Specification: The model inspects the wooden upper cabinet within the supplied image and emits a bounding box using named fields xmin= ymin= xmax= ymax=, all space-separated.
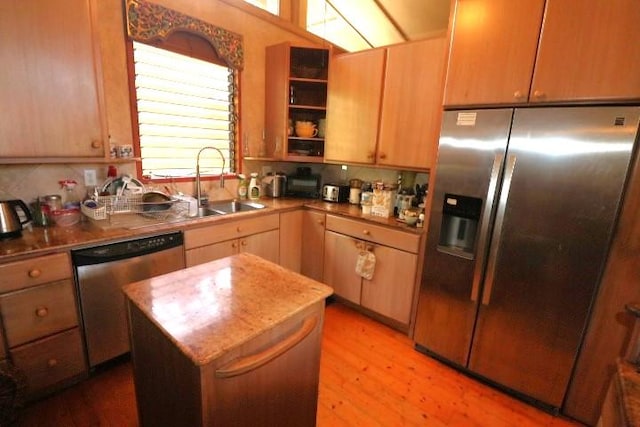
xmin=0 ymin=0 xmax=107 ymax=159
xmin=444 ymin=0 xmax=544 ymax=107
xmin=324 ymin=49 xmax=385 ymax=164
xmin=378 ymin=38 xmax=447 ymax=170
xmin=445 ymin=0 xmax=640 ymax=107
xmin=531 ymin=0 xmax=640 ymax=103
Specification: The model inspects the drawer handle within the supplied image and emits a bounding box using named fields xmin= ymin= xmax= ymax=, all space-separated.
xmin=47 ymin=358 xmax=58 ymax=368
xmin=363 ymin=230 xmax=370 ymax=235
xmin=28 ymin=269 xmax=42 ymax=278
xmin=215 ymin=315 xmax=318 ymax=379
xmin=35 ymin=307 xmax=49 ymax=318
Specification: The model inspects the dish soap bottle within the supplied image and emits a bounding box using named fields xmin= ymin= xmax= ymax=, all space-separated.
xmin=248 ymin=173 xmax=260 ymax=200
xmin=59 ymin=179 xmax=81 ymax=209
xmin=237 ymin=174 xmax=248 ymax=200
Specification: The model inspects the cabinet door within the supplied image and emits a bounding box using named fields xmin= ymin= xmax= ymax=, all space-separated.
xmin=361 ymin=245 xmax=417 ymax=325
xmin=279 ymin=210 xmax=302 ymax=272
xmin=301 ymin=210 xmax=326 ymax=283
xmin=378 ymin=38 xmax=447 ymax=170
xmin=324 ymin=49 xmax=385 ymax=164
xmin=0 ymin=0 xmax=106 ymax=158
xmin=323 ymin=231 xmax=362 ymax=304
xmin=241 ymin=229 xmax=280 ymax=264
xmin=443 ymin=0 xmax=545 ymax=106
xmin=531 ymin=0 xmax=640 ymax=102
xmin=185 ymin=241 xmax=238 ymax=267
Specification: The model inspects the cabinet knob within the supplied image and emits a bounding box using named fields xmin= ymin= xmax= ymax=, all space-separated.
xmin=367 ymin=152 xmax=375 ymax=159
xmin=241 ymin=240 xmax=247 ymax=247
xmin=47 ymin=359 xmax=58 ymax=368
xmin=231 ymin=242 xmax=237 ymax=248
xmin=513 ymin=90 xmax=525 ymax=100
xmin=317 ymin=220 xmax=324 ymax=225
xmin=35 ymin=307 xmax=49 ymax=318
xmin=532 ymin=90 xmax=546 ymax=99
xmin=379 ymin=153 xmax=387 ymax=160
xmin=91 ymin=140 xmax=102 ymax=149
xmin=28 ymin=269 xmax=41 ymax=278
xmin=363 ymin=230 xmax=370 ymax=235
xmin=236 ymin=227 xmax=242 ymax=233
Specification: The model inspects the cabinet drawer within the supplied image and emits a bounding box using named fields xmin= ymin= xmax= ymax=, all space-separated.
xmin=325 ymin=215 xmax=420 ymax=253
xmin=185 ymin=213 xmax=279 ymax=249
xmin=1 ymin=279 xmax=79 ymax=348
xmin=11 ymin=328 xmax=86 ymax=396
xmin=0 ymin=252 xmax=71 ymax=294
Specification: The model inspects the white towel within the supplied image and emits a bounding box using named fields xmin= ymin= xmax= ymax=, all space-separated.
xmin=355 ymin=250 xmax=376 ymax=280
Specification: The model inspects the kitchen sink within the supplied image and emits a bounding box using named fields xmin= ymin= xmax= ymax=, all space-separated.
xmin=198 ymin=200 xmax=266 ymax=217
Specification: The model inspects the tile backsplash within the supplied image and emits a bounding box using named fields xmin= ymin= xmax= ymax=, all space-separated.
xmin=0 ymin=161 xmax=429 ymax=208
xmin=0 ymin=163 xmax=138 ymax=205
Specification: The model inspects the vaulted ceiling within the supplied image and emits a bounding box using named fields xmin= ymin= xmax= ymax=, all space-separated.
xmin=307 ymin=0 xmax=451 ymax=51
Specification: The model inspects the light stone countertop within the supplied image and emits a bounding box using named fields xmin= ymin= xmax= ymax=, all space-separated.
xmin=0 ymin=197 xmax=424 ymax=262
xmin=122 ymin=252 xmax=333 ymax=366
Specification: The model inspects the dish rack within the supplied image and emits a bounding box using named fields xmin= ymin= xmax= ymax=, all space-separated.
xmin=81 ymin=194 xmax=190 ymax=221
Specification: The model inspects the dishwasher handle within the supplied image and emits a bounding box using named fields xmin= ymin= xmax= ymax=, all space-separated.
xmin=72 ymin=232 xmax=183 ymax=266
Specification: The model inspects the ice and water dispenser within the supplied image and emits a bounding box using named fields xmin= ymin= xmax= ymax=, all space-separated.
xmin=437 ymin=194 xmax=482 ymax=259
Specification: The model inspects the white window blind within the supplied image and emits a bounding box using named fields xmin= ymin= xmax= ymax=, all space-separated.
xmin=132 ymin=41 xmax=235 ymax=179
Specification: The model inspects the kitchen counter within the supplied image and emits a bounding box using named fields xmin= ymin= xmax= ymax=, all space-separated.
xmin=0 ymin=197 xmax=424 ymax=262
xmin=123 ymin=252 xmax=333 ymax=365
xmin=123 ymin=252 xmax=332 ymax=426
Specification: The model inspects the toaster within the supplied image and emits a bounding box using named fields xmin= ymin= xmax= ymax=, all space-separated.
xmin=322 ymin=184 xmax=350 ymax=203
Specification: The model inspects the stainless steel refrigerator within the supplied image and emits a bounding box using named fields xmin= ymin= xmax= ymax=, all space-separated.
xmin=413 ymin=106 xmax=640 ymax=409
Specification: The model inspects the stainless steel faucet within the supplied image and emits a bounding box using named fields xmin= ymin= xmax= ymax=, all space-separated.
xmin=196 ymin=146 xmax=226 ymax=206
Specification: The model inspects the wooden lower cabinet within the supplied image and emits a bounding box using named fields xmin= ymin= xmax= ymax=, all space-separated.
xmin=0 ymin=252 xmax=87 ymax=399
xmin=10 ymin=328 xmax=86 ymax=397
xmin=323 ymin=215 xmax=420 ymax=327
xmin=279 ymin=210 xmax=303 ymax=273
xmin=185 ymin=214 xmax=280 ymax=267
xmin=301 ymin=210 xmax=326 ymax=282
xmin=128 ymin=298 xmax=325 ymax=427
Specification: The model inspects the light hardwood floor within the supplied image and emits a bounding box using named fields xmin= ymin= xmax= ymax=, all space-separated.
xmin=18 ymin=302 xmax=584 ymax=426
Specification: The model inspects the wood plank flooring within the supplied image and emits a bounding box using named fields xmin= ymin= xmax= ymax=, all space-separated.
xmin=18 ymin=302 xmax=584 ymax=426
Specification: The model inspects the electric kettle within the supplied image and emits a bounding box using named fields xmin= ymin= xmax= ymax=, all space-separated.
xmin=0 ymin=199 xmax=32 ymax=239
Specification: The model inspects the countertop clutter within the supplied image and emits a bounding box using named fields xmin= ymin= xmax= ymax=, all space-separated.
xmin=0 ymin=198 xmax=425 ymax=263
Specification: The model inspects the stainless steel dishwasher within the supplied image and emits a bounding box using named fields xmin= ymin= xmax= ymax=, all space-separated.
xmin=72 ymin=231 xmax=185 ymax=369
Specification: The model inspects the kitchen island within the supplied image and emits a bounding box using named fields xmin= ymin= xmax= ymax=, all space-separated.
xmin=122 ymin=252 xmax=333 ymax=427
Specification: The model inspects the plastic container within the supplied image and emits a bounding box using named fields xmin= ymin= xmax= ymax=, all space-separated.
xmin=51 ymin=208 xmax=81 ymax=227
xmin=237 ymin=174 xmax=248 ymax=200
xmin=248 ymin=173 xmax=260 ymax=200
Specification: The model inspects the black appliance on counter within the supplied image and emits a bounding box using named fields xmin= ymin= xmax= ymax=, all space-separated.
xmin=286 ymin=167 xmax=321 ymax=199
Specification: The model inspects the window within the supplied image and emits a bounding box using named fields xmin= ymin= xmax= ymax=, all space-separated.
xmin=125 ymin=0 xmax=245 ymax=184
xmin=243 ymin=0 xmax=279 ymax=15
xmin=131 ymin=40 xmax=236 ymax=180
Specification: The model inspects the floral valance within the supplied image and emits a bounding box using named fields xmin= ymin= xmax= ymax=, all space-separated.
xmin=126 ymin=0 xmax=244 ymax=70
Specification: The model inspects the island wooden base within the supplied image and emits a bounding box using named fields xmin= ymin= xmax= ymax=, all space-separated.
xmin=127 ymin=301 xmax=325 ymax=427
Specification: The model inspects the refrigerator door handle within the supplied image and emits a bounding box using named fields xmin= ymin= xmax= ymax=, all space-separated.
xmin=471 ymin=153 xmax=504 ymax=302
xmin=482 ymin=154 xmax=517 ymax=306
